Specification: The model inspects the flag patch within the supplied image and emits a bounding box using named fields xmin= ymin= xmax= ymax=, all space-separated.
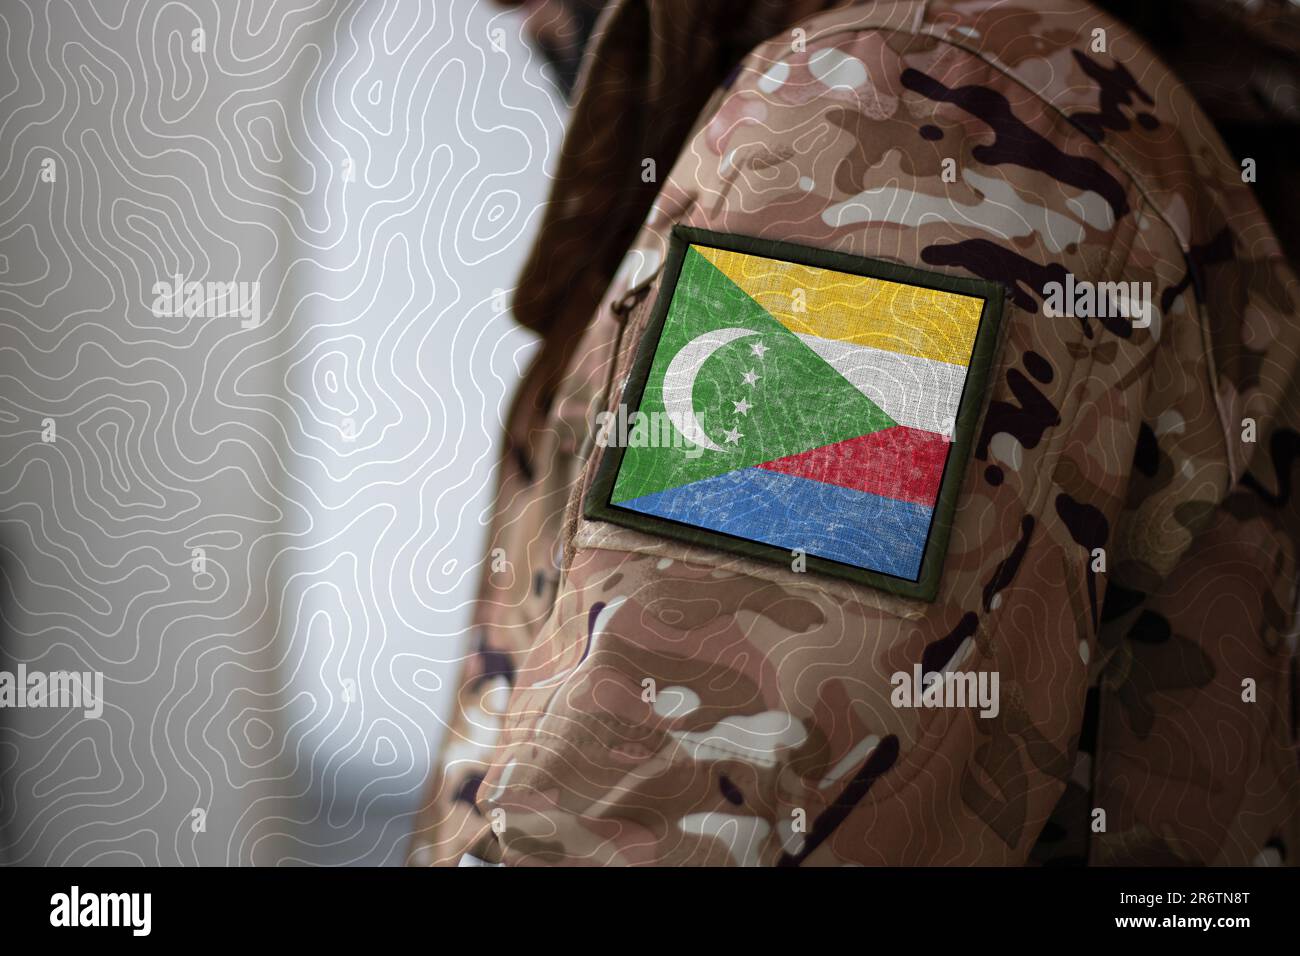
xmin=586 ymin=227 xmax=1004 ymax=600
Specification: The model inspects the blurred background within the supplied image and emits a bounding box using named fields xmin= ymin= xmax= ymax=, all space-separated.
xmin=0 ymin=0 xmax=563 ymax=865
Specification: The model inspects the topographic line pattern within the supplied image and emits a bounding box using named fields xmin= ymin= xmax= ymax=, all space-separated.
xmin=0 ymin=0 xmax=561 ymax=865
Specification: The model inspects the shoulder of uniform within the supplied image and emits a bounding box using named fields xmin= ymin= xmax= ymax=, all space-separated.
xmin=716 ymin=0 xmax=1240 ymax=255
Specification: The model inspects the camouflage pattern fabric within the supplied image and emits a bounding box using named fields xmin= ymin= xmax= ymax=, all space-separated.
xmin=409 ymin=0 xmax=1300 ymax=866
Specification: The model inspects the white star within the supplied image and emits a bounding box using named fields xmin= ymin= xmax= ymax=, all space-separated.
xmin=723 ymin=427 xmax=743 ymax=445
xmin=749 ymin=341 xmax=769 ymax=358
xmin=742 ymin=369 xmax=759 ymax=386
xmin=732 ymin=398 xmax=752 ymax=415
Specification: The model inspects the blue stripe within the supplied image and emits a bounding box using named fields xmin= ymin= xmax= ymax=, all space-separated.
xmin=616 ymin=467 xmax=932 ymax=580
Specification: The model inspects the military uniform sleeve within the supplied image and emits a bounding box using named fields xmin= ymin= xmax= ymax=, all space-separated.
xmin=417 ymin=0 xmax=1300 ymax=866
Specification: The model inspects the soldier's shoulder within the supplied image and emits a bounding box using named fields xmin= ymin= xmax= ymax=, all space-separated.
xmin=692 ymin=0 xmax=1242 ymax=256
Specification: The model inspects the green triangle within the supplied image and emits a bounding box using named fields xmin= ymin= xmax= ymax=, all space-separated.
xmin=611 ymin=247 xmax=895 ymax=503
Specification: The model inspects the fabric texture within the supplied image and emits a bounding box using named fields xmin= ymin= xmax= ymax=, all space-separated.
xmin=410 ymin=0 xmax=1300 ymax=867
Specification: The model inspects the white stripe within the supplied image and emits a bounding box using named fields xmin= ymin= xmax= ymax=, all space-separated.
xmin=796 ymin=334 xmax=967 ymax=434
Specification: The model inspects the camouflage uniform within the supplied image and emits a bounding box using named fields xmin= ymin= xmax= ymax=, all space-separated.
xmin=410 ymin=0 xmax=1300 ymax=866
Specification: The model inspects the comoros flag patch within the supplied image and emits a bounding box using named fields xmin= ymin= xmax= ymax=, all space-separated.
xmin=586 ymin=227 xmax=1004 ymax=600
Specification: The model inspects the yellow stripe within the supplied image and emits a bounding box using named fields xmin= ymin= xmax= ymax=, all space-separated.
xmin=695 ymin=245 xmax=983 ymax=367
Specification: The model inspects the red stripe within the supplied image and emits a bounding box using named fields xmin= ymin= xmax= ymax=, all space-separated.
xmin=755 ymin=426 xmax=949 ymax=506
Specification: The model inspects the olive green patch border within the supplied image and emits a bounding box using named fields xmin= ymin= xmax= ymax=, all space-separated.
xmin=584 ymin=225 xmax=1006 ymax=603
